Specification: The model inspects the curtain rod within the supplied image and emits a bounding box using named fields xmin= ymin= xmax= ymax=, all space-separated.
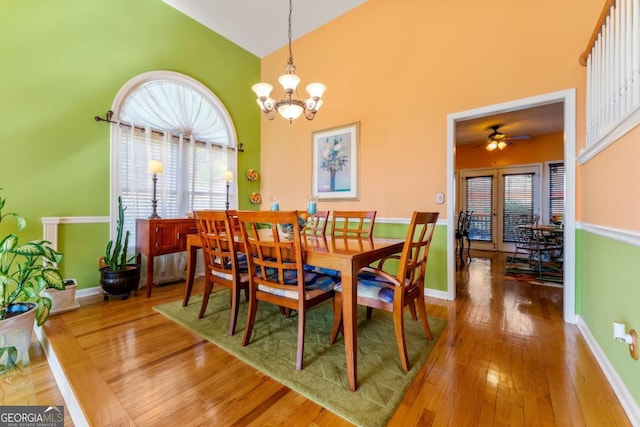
xmin=94 ymin=110 xmax=244 ymax=152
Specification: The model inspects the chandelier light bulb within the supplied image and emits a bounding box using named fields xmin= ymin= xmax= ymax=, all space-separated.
xmin=252 ymin=83 xmax=273 ymax=98
xmin=279 ymin=73 xmax=301 ymax=92
xmin=306 ymin=82 xmax=326 ymax=99
xmin=277 ymin=103 xmax=304 ymax=120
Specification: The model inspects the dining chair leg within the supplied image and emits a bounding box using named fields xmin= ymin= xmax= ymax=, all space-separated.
xmin=296 ymin=307 xmax=306 ymax=370
xmin=393 ymin=305 xmax=410 ymax=372
xmin=329 ymin=293 xmax=343 ymax=344
xmin=366 ymin=306 xmax=374 ymax=320
xmin=198 ymin=276 xmax=214 ymax=319
xmin=408 ymin=300 xmax=418 ymax=321
xmin=228 ymin=287 xmax=242 ymax=336
xmin=459 ymin=237 xmax=465 ymax=267
xmin=242 ymin=295 xmax=258 ymax=347
xmin=415 ymin=293 xmax=432 ymax=340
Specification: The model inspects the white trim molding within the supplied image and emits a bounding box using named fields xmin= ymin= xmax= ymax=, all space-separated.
xmin=578 ymin=222 xmax=640 ymax=248
xmin=447 ymin=89 xmax=577 ymax=317
xmin=42 ymin=216 xmax=110 ymax=250
xmin=576 ymin=316 xmax=640 ymax=425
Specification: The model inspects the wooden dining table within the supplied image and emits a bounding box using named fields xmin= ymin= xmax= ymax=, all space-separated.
xmin=183 ymin=232 xmax=405 ymax=392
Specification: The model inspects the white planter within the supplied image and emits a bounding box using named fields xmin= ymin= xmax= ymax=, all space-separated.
xmin=0 ymin=303 xmax=37 ymax=367
xmin=41 ymin=279 xmax=79 ymax=315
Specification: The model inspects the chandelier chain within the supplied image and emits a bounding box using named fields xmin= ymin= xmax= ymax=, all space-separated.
xmin=287 ymin=0 xmax=294 ymax=67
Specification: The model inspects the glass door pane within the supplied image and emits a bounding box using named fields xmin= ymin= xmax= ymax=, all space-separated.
xmin=460 ymin=165 xmax=541 ymax=253
xmin=461 ymin=169 xmax=497 ymax=251
xmin=502 ymin=173 xmax=534 ymax=243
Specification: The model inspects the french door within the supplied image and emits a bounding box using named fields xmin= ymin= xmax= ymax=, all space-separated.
xmin=460 ymin=165 xmax=541 ymax=252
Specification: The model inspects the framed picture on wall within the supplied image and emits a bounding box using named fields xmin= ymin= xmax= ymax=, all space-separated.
xmin=311 ymin=122 xmax=360 ymax=200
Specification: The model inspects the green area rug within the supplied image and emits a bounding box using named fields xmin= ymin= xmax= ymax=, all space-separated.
xmin=505 ymin=257 xmax=563 ymax=287
xmin=154 ymin=292 xmax=445 ymax=427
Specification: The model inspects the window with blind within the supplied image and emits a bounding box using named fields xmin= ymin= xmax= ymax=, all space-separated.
xmin=465 ymin=175 xmax=493 ymax=241
xmin=503 ymin=173 xmax=534 ymax=242
xmin=548 ymin=162 xmax=565 ymax=219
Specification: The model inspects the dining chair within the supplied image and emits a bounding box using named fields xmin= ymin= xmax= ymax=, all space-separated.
xmin=329 ymin=211 xmax=439 ymax=372
xmin=193 ymin=210 xmax=248 ymax=336
xmin=226 ymin=209 xmax=241 ymax=233
xmin=455 ymin=210 xmax=472 ymax=269
xmin=303 ymin=210 xmax=329 ymax=236
xmin=236 ymin=210 xmax=339 ymax=370
xmin=330 ymin=210 xmax=377 ymax=238
xmin=509 ymin=214 xmax=562 ymax=276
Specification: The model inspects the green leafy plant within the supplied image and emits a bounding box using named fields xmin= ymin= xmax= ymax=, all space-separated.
xmin=0 ymin=346 xmax=18 ymax=373
xmin=103 ymin=196 xmax=136 ymax=271
xmin=0 ymin=189 xmax=64 ymax=326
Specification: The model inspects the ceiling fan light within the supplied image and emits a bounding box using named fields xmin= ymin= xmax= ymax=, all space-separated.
xmin=486 ymin=141 xmax=498 ymax=151
xmin=497 ymin=141 xmax=508 ymax=150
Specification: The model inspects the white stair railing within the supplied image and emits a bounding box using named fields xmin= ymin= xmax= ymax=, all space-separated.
xmin=580 ymin=0 xmax=640 ymax=156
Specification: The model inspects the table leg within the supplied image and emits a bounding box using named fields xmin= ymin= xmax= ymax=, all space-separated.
xmin=341 ymin=263 xmax=358 ymax=391
xmin=183 ymin=241 xmax=198 ymax=306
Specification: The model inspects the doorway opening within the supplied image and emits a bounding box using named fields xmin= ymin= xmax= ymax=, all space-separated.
xmin=446 ymin=89 xmax=576 ymax=323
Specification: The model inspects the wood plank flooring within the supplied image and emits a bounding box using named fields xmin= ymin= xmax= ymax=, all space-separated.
xmin=3 ymin=251 xmax=631 ymax=426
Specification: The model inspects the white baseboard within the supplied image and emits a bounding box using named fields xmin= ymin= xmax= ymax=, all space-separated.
xmin=75 ymin=286 xmax=104 ymax=299
xmin=424 ymin=288 xmax=451 ymax=300
xmin=576 ymin=315 xmax=640 ymax=425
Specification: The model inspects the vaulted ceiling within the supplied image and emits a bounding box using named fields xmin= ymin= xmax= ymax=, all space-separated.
xmin=162 ymin=0 xmax=565 ymax=144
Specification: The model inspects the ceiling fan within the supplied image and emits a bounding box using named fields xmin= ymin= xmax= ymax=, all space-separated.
xmin=486 ymin=124 xmax=530 ymax=151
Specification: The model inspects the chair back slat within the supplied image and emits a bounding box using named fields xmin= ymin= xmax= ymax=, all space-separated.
xmin=397 ymin=212 xmax=439 ymax=289
xmin=331 ymin=210 xmax=376 ymax=238
xmin=194 ymin=210 xmax=238 ymax=282
xmin=236 ymin=210 xmax=305 ymax=297
xmin=303 ymin=210 xmax=329 ymax=236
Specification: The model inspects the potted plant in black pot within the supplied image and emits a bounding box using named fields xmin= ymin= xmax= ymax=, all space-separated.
xmin=0 ymin=189 xmax=64 ymax=370
xmin=98 ymin=196 xmax=140 ymax=300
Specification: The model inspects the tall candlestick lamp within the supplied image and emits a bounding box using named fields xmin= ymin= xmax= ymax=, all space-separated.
xmin=224 ymin=171 xmax=233 ymax=210
xmin=148 ymin=160 xmax=163 ymax=219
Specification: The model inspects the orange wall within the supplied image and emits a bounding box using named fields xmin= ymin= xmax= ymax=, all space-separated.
xmin=581 ymin=125 xmax=640 ymax=230
xmin=257 ymin=0 xmax=601 ymax=219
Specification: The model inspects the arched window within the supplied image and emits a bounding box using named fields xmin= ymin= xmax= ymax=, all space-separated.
xmin=110 ymin=70 xmax=238 ymax=285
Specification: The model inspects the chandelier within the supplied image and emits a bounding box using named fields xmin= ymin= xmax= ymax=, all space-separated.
xmin=251 ymin=0 xmax=326 ymax=122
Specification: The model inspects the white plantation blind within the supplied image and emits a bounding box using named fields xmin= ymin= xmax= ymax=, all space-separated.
xmin=548 ymin=162 xmax=565 ymax=218
xmin=118 ymin=127 xmax=231 ymax=236
xmin=503 ymin=173 xmax=535 ymax=242
xmin=465 ymin=175 xmax=493 ymax=241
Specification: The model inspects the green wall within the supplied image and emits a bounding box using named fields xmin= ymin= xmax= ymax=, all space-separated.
xmin=373 ymin=223 xmax=447 ymax=292
xmin=579 ymin=229 xmax=640 ymax=403
xmin=0 ymin=0 xmax=260 ymax=289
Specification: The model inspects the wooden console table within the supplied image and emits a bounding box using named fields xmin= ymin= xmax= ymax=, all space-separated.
xmin=135 ymin=218 xmax=197 ymax=297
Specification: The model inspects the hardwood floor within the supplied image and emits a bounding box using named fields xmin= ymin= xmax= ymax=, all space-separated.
xmin=5 ymin=251 xmax=631 ymax=426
